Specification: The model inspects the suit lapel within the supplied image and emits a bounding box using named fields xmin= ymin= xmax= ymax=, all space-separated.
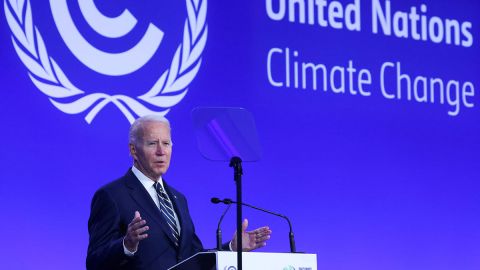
xmin=124 ymin=170 xmax=179 ymax=248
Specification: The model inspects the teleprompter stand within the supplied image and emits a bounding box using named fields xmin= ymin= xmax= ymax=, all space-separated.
xmin=230 ymin=156 xmax=243 ymax=270
xmin=192 ymin=107 xmax=263 ymax=270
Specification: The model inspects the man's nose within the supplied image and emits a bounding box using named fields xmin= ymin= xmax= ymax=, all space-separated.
xmin=156 ymin=145 xmax=167 ymax=155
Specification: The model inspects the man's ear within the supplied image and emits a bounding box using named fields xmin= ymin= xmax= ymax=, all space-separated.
xmin=129 ymin=143 xmax=136 ymax=158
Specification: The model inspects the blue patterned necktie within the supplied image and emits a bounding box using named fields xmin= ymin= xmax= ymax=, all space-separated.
xmin=154 ymin=182 xmax=180 ymax=247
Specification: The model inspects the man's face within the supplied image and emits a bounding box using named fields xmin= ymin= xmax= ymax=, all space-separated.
xmin=130 ymin=121 xmax=172 ymax=181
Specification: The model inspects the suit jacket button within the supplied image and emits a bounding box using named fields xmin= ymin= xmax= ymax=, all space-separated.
xmin=177 ymin=255 xmax=182 ymax=261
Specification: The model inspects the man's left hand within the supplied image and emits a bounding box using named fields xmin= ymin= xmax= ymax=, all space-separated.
xmin=231 ymin=219 xmax=272 ymax=251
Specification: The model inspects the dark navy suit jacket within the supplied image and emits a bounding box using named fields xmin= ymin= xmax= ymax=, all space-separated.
xmin=86 ymin=169 xmax=204 ymax=270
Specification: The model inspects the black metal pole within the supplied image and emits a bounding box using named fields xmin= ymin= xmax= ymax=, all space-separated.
xmin=229 ymin=156 xmax=243 ymax=270
xmin=289 ymin=231 xmax=296 ymax=253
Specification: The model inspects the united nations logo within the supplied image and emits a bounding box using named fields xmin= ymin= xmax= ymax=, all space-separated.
xmin=4 ymin=0 xmax=208 ymax=123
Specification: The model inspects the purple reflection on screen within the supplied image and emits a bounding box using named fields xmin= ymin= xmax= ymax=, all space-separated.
xmin=207 ymin=119 xmax=241 ymax=158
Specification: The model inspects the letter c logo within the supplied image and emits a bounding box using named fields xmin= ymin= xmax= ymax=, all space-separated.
xmin=50 ymin=0 xmax=164 ymax=76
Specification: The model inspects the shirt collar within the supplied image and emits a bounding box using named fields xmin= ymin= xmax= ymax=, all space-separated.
xmin=131 ymin=165 xmax=165 ymax=190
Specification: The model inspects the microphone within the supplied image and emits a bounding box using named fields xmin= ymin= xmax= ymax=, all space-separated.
xmin=210 ymin=197 xmax=224 ymax=204
xmin=212 ymin=197 xmax=233 ymax=205
xmin=211 ymin=197 xmax=232 ymax=250
xmin=211 ymin=197 xmax=297 ymax=253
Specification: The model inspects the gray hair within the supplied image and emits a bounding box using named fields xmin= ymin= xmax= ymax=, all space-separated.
xmin=129 ymin=115 xmax=171 ymax=146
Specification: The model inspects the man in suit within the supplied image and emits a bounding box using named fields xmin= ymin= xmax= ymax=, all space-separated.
xmin=87 ymin=115 xmax=272 ymax=270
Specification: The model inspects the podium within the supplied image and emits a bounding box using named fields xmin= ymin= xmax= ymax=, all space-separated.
xmin=168 ymin=251 xmax=317 ymax=270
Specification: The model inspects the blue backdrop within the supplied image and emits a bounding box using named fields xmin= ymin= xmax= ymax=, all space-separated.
xmin=0 ymin=0 xmax=478 ymax=269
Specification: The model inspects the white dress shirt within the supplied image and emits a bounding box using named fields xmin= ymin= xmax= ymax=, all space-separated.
xmin=124 ymin=166 xmax=182 ymax=255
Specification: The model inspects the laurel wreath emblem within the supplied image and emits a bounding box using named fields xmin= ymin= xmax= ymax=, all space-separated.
xmin=4 ymin=0 xmax=207 ymax=123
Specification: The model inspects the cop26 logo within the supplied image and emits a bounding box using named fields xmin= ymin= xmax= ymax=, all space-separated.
xmin=4 ymin=0 xmax=207 ymax=123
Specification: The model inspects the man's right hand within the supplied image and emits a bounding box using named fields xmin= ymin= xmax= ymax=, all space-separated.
xmin=124 ymin=211 xmax=149 ymax=252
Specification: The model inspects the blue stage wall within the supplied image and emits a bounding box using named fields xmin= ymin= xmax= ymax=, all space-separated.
xmin=0 ymin=0 xmax=478 ymax=269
